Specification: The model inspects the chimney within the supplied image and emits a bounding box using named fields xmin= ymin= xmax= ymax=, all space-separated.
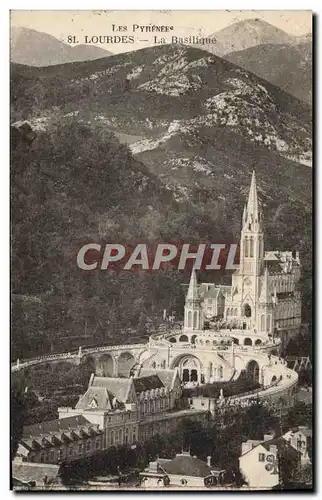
xmin=241 ymin=441 xmax=253 ymax=455
xmin=207 ymin=456 xmax=211 ymax=467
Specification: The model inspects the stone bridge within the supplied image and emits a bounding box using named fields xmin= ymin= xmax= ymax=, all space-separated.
xmin=11 ymin=343 xmax=148 ymax=377
xmin=11 ymin=339 xmax=293 ymax=390
xmin=11 ymin=337 xmax=298 ymax=407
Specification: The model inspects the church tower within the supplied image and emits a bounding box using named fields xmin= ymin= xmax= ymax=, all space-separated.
xmin=239 ymin=171 xmax=265 ymax=327
xmin=257 ymin=264 xmax=274 ymax=335
xmin=184 ymin=269 xmax=204 ymax=332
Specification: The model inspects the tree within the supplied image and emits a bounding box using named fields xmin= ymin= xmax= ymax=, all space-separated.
xmin=11 ymin=379 xmax=25 ymax=459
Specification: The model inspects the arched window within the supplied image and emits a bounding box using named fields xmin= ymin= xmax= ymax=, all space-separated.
xmin=244 ymin=338 xmax=252 ymax=346
xmin=244 ymin=304 xmax=252 ymax=318
xmin=152 ymin=361 xmax=156 ymax=368
xmin=191 ymin=334 xmax=197 ymax=344
xmin=179 ymin=335 xmax=188 ymax=343
xmin=125 ymin=427 xmax=129 ymax=444
xmin=188 ymin=311 xmax=192 ymax=328
xmin=169 ymin=337 xmax=176 ymax=343
xmin=111 ymin=430 xmax=115 ymax=445
xmin=260 ymin=314 xmax=265 ymax=331
xmin=250 ymin=237 xmax=254 ymax=258
xmin=245 ymin=237 xmax=249 ymax=257
xmin=193 ymin=311 xmax=198 ymax=328
xmin=218 ymin=366 xmax=223 ymax=378
xmin=209 ymin=362 xmax=213 ymax=379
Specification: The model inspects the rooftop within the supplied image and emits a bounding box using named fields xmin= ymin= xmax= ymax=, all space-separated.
xmin=133 ymin=375 xmax=164 ymax=393
xmin=137 ymin=368 xmax=177 ymax=390
xmin=75 ymin=386 xmax=113 ymax=410
xmin=159 ymin=453 xmax=214 ymax=478
xmin=22 ymin=415 xmax=92 ymax=438
xmin=90 ymin=376 xmax=132 ymax=403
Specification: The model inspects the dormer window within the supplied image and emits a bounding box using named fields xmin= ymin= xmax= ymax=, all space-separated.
xmin=90 ymin=398 xmax=98 ymax=409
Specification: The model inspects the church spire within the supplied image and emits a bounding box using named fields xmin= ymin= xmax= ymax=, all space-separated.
xmin=186 ymin=268 xmax=199 ymax=301
xmin=184 ymin=268 xmax=203 ymax=331
xmin=246 ymin=170 xmax=259 ymax=222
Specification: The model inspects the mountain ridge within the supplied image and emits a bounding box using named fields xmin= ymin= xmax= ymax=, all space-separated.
xmin=225 ymin=42 xmax=312 ymax=105
xmin=11 ymin=26 xmax=112 ymax=66
xmin=10 ymin=42 xmax=312 ymax=355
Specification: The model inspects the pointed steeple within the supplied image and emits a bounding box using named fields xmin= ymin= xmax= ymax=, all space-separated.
xmin=242 ymin=204 xmax=247 ymax=224
xmin=186 ymin=268 xmax=199 ymax=301
xmin=246 ymin=170 xmax=259 ymax=222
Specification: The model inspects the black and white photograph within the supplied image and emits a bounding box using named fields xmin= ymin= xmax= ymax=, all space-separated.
xmin=10 ymin=9 xmax=313 ymax=491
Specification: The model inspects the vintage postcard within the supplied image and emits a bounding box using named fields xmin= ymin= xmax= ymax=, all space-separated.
xmin=10 ymin=10 xmax=313 ymax=491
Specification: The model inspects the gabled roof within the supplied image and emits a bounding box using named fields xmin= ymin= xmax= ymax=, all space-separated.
xmin=90 ymin=376 xmax=133 ymax=403
xmin=138 ymin=368 xmax=178 ymax=390
xmin=261 ymin=437 xmax=300 ymax=458
xmin=264 ymin=251 xmax=279 ymax=261
xmin=133 ymin=375 xmax=164 ymax=393
xmin=159 ymin=454 xmax=213 ymax=478
xmin=75 ymin=386 xmax=113 ymax=410
xmin=22 ymin=415 xmax=92 ymax=438
xmin=242 ymin=436 xmax=301 ymax=460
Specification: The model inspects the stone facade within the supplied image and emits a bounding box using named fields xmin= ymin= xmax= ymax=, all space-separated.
xmin=15 ymin=368 xmax=208 ymax=465
xmin=195 ymin=171 xmax=302 ymax=347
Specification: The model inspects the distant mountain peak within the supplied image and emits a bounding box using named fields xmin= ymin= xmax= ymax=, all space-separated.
xmin=10 ymin=25 xmax=111 ymax=67
xmin=204 ymin=18 xmax=296 ymax=56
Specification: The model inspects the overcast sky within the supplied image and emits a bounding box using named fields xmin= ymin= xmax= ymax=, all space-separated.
xmin=11 ymin=10 xmax=312 ymax=54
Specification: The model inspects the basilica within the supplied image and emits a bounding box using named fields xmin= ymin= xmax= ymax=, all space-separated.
xmin=186 ymin=171 xmax=302 ymax=347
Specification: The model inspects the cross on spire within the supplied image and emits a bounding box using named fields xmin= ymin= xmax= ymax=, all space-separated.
xmin=186 ymin=268 xmax=199 ymax=301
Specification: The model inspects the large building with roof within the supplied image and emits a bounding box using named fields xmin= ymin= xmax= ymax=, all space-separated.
xmin=139 ymin=451 xmax=227 ymax=488
xmin=239 ymin=432 xmax=301 ymax=489
xmin=15 ymin=367 xmax=208 ymax=466
xmin=184 ymin=171 xmax=301 ymax=347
